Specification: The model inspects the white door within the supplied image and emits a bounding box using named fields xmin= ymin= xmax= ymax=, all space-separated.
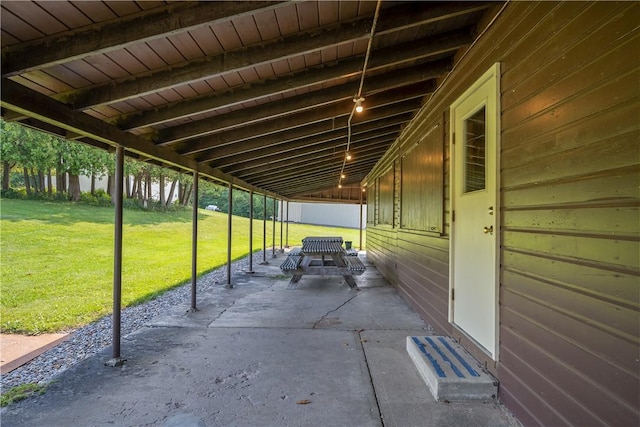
xmin=450 ymin=64 xmax=500 ymax=359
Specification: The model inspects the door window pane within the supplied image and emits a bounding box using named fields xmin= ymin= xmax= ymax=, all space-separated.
xmin=464 ymin=106 xmax=486 ymax=192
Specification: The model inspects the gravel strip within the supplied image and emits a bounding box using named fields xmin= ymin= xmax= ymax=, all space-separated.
xmin=1 ymin=250 xmax=270 ymax=390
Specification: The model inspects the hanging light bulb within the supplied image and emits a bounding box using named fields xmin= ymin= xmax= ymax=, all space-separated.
xmin=338 ymin=183 xmax=343 ymax=189
xmin=341 ymin=173 xmax=346 ymax=179
xmin=353 ymin=97 xmax=365 ymax=113
xmin=346 ymin=152 xmax=352 ymax=161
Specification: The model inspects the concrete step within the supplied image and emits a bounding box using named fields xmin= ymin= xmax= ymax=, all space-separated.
xmin=406 ymin=336 xmax=498 ymax=402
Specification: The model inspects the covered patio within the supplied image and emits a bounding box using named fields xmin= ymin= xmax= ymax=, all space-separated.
xmin=3 ymin=1 xmax=637 ymax=425
xmin=0 ymin=0 xmax=497 ymax=361
xmin=1 ymin=251 xmax=519 ymax=426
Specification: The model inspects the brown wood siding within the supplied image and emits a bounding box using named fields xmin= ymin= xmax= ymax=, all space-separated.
xmin=396 ymin=230 xmax=450 ymax=333
xmin=366 ymin=226 xmax=397 ymax=285
xmin=365 ymin=2 xmax=640 ymax=426
xmin=499 ymin=2 xmax=639 ymax=425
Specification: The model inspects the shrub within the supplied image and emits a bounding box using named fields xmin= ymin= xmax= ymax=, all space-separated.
xmin=79 ymin=192 xmax=96 ymax=205
xmin=93 ymin=189 xmax=113 ymax=206
xmin=122 ymin=198 xmax=145 ymax=210
xmin=0 ymin=187 xmax=27 ymax=199
xmin=79 ymin=189 xmax=112 ymax=207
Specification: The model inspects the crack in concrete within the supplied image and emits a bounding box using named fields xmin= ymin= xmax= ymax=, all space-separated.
xmin=356 ymin=330 xmax=385 ymax=426
xmin=312 ymin=293 xmax=360 ymax=329
xmin=207 ymin=299 xmax=239 ymax=326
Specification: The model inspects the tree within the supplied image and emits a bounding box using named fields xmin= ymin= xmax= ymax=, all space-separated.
xmin=163 ymin=169 xmax=180 ymax=207
xmin=196 ymin=182 xmax=275 ymax=219
xmin=2 ymin=119 xmax=275 ymax=211
xmin=84 ymin=148 xmax=111 ymax=195
xmin=178 ymin=174 xmax=194 ymax=206
xmin=28 ymin=132 xmax=57 ymax=195
xmin=1 ymin=120 xmax=28 ymax=191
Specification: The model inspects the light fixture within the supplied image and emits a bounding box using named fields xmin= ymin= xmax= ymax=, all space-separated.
xmin=341 ymin=173 xmax=346 ymax=179
xmin=337 ymin=0 xmax=380 ymax=189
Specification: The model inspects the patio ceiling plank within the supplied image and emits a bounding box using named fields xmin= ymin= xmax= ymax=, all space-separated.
xmin=235 ymin=146 xmax=388 ymax=182
xmin=209 ymin=126 xmax=400 ymax=173
xmin=226 ymin=138 xmax=395 ymax=180
xmin=114 ymin=32 xmax=462 ymax=131
xmin=155 ymin=66 xmax=441 ymax=145
xmin=0 ymin=78 xmax=277 ymax=197
xmin=55 ymin=5 xmax=478 ymax=112
xmin=208 ymin=123 xmax=404 ymax=169
xmin=191 ymin=98 xmax=422 ymax=162
xmin=195 ymin=115 xmax=409 ymax=176
xmin=1 ymin=2 xmax=284 ymax=77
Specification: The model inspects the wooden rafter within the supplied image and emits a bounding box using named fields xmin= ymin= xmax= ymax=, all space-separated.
xmin=0 ymin=78 xmax=277 ymax=197
xmin=1 ymin=2 xmax=284 ymax=77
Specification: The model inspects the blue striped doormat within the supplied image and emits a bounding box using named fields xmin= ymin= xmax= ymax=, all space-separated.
xmin=406 ymin=336 xmax=498 ymax=402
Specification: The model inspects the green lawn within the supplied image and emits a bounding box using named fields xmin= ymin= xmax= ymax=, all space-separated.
xmin=0 ymin=199 xmax=365 ymax=334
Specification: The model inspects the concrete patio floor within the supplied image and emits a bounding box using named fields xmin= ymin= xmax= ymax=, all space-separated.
xmin=1 ymin=251 xmax=521 ymax=427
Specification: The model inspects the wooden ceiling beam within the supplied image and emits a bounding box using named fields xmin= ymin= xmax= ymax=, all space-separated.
xmin=209 ymin=118 xmax=402 ymax=167
xmin=200 ymin=114 xmax=410 ymax=170
xmin=372 ymin=1 xmax=497 ymax=34
xmin=240 ymin=159 xmax=387 ymax=194
xmin=218 ymin=125 xmax=400 ymax=173
xmin=1 ymin=2 xmax=284 ymax=77
xmin=188 ymin=95 xmax=423 ymax=160
xmin=192 ymin=107 xmax=416 ymax=165
xmin=273 ymin=156 xmax=380 ymax=180
xmin=0 ymin=78 xmax=279 ymax=198
xmin=292 ymin=186 xmax=366 ymax=203
xmin=59 ymin=6 xmax=475 ymax=111
xmin=66 ymin=16 xmax=372 ymax=110
xmin=1 ymin=109 xmax=27 ymax=122
xmin=262 ymin=162 xmax=377 ymax=195
xmin=289 ymin=186 xmax=368 ymax=201
xmin=246 ymin=146 xmax=387 ymax=183
xmin=237 ymin=143 xmax=391 ymax=186
xmin=236 ymin=146 xmax=383 ymax=180
xmin=114 ymin=31 xmax=463 ymax=130
xmin=156 ymin=68 xmax=441 ymax=145
xmin=190 ymin=103 xmax=415 ymax=162
xmin=211 ymin=127 xmax=400 ymax=171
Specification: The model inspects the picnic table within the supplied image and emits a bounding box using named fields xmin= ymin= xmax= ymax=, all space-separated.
xmin=280 ymin=236 xmax=365 ymax=289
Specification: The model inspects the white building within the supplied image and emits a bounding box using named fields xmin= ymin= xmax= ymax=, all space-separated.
xmin=277 ymin=201 xmax=367 ymax=229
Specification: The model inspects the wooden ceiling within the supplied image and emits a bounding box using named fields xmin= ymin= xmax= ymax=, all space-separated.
xmin=1 ymin=1 xmax=496 ymax=202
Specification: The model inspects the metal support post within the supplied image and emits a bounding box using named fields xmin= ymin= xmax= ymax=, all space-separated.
xmin=191 ymin=171 xmax=198 ymax=310
xmin=261 ymin=194 xmax=267 ymax=264
xmin=246 ymin=190 xmax=254 ymax=273
xmin=285 ymin=201 xmax=289 ymax=248
xmin=226 ymin=182 xmax=233 ymax=288
xmin=108 ymin=145 xmax=125 ymax=366
xmin=359 ymin=188 xmax=364 ymax=251
xmin=272 ymin=197 xmax=276 ymax=257
xmin=279 ymin=199 xmax=283 ymax=252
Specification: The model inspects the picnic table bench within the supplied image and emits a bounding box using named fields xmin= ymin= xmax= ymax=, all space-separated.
xmin=280 ymin=237 xmax=365 ymax=289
